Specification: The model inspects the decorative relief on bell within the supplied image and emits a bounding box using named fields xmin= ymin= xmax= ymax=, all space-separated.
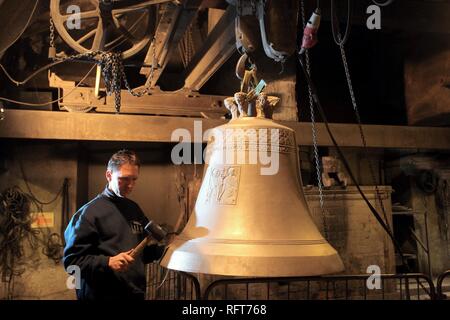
xmin=205 ymin=166 xmax=240 ymax=205
xmin=224 ymin=91 xmax=280 ymax=120
xmin=224 ymin=97 xmax=238 ymax=119
xmin=277 ymin=129 xmax=290 ymax=144
xmin=234 ymin=92 xmax=248 ymax=118
xmin=256 ymin=93 xmax=280 ymax=119
xmin=208 ymin=127 xmax=295 ymax=155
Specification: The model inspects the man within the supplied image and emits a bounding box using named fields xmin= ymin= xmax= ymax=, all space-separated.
xmin=64 ymin=149 xmax=165 ymax=300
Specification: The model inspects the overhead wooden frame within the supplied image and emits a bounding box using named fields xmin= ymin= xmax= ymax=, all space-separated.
xmin=1 ymin=109 xmax=450 ymax=150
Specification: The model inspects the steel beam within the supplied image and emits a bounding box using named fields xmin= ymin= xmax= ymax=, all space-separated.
xmin=96 ymin=88 xmax=228 ymax=117
xmin=49 ymin=72 xmax=227 ymax=117
xmin=140 ymin=0 xmax=202 ymax=87
xmin=183 ymin=5 xmax=236 ymax=91
xmin=1 ymin=109 xmax=450 ymax=150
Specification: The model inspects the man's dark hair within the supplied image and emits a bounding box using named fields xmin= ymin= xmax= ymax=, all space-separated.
xmin=107 ymin=149 xmax=140 ymax=172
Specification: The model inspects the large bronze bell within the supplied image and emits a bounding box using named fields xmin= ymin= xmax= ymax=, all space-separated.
xmin=161 ymin=93 xmax=344 ymax=276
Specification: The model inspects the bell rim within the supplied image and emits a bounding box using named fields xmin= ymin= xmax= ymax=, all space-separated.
xmin=161 ymin=245 xmax=345 ymax=277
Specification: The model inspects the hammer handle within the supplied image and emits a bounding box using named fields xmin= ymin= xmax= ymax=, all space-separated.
xmin=130 ymin=235 xmax=152 ymax=258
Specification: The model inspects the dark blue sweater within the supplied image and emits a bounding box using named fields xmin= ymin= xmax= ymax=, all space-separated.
xmin=63 ymin=187 xmax=164 ymax=300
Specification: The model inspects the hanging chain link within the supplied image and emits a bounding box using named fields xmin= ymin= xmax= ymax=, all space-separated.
xmin=49 ymin=18 xmax=55 ymax=49
xmin=48 ymin=17 xmax=57 ymax=59
xmin=48 ymin=8 xmax=159 ymax=113
xmin=338 ymin=37 xmax=359 ymax=124
xmin=300 ymin=0 xmax=328 ymax=239
xmin=122 ymin=37 xmax=157 ymax=98
xmin=48 ymin=25 xmax=157 ymax=113
xmin=52 ymin=50 xmax=133 ymax=113
xmin=179 ymin=26 xmax=194 ymax=68
xmin=187 ymin=27 xmax=193 ymax=65
xmin=338 ymin=34 xmax=391 ymax=229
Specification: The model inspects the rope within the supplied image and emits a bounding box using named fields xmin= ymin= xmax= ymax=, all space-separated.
xmin=0 ymin=0 xmax=39 ymax=54
xmin=0 ymin=184 xmax=66 ymax=298
xmin=0 ymin=64 xmax=96 ymax=107
xmin=0 ymin=187 xmax=35 ymax=298
xmin=1 ymin=38 xmax=157 ymax=112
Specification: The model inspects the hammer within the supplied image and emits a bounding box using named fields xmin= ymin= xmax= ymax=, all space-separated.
xmin=129 ymin=221 xmax=168 ymax=258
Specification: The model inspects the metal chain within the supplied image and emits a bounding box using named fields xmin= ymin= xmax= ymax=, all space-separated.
xmin=100 ymin=51 xmax=122 ymax=113
xmin=338 ymin=35 xmax=391 ymax=229
xmin=300 ymin=0 xmax=328 ymax=239
xmin=53 ymin=51 xmax=123 ymax=112
xmin=49 ymin=17 xmax=57 ymax=59
xmin=48 ymin=6 xmax=159 ymax=112
xmin=187 ymin=28 xmax=193 ymax=65
xmin=49 ymin=18 xmax=55 ymax=49
xmin=178 ymin=37 xmax=185 ymax=67
xmin=122 ymin=37 xmax=157 ymax=97
xmin=178 ymin=27 xmax=193 ymax=68
xmin=49 ymin=37 xmax=157 ymax=113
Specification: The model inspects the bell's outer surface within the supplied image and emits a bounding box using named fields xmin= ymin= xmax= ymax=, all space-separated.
xmin=161 ymin=117 xmax=345 ymax=276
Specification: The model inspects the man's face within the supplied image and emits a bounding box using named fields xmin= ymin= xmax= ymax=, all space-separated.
xmin=106 ymin=163 xmax=139 ymax=198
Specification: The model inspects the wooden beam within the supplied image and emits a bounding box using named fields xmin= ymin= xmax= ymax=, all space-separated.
xmin=1 ymin=110 xmax=450 ymax=150
xmin=287 ymin=121 xmax=450 ymax=150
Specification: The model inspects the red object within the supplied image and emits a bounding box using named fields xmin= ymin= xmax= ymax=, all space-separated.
xmin=300 ymin=10 xmax=321 ymax=54
xmin=302 ymin=26 xmax=319 ymax=50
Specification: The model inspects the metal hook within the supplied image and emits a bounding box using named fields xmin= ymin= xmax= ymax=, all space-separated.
xmin=279 ymin=61 xmax=285 ymax=75
xmin=235 ymin=53 xmax=248 ymax=80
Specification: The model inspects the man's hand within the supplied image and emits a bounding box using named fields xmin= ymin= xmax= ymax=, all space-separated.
xmin=108 ymin=250 xmax=135 ymax=272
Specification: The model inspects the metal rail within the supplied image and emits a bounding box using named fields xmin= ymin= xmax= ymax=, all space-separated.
xmin=436 ymin=270 xmax=450 ymax=300
xmin=203 ymin=273 xmax=437 ymax=300
xmin=146 ymin=263 xmax=201 ymax=300
xmin=146 ymin=264 xmax=440 ymax=300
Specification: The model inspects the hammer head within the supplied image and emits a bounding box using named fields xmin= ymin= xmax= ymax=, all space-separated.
xmin=144 ymin=220 xmax=167 ymax=242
